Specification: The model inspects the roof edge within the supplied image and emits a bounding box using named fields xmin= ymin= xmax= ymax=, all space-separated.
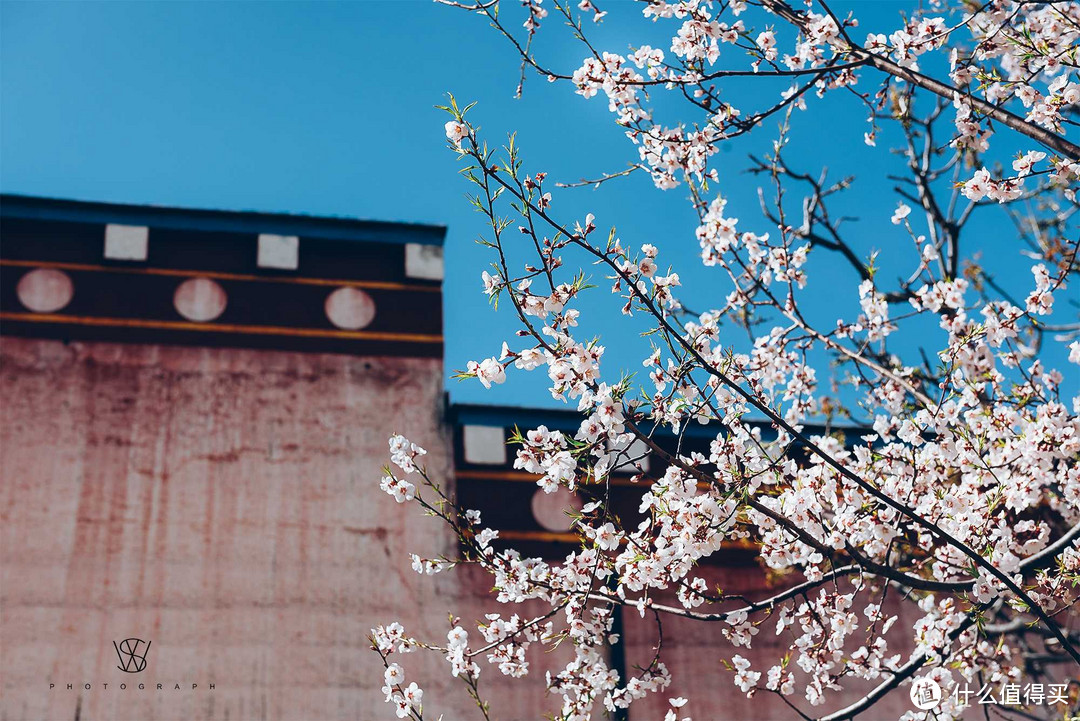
xmin=0 ymin=194 xmax=447 ymax=246
xmin=448 ymin=402 xmax=870 ymax=441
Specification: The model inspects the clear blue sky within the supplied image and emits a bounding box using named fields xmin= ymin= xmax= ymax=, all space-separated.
xmin=2 ymin=1 xmax=1073 ymax=414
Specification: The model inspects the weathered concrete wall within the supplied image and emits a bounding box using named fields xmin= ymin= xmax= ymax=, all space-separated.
xmin=0 ymin=338 xmax=556 ymax=721
xmin=1 ymin=337 xmax=927 ymax=721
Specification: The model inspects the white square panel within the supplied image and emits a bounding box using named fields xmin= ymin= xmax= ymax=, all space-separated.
xmin=463 ymin=425 xmax=507 ymax=465
xmin=104 ymin=224 xmax=149 ymax=261
xmin=405 ymin=243 xmax=444 ymax=281
xmin=608 ymin=437 xmax=650 ymax=473
xmin=257 ymin=234 xmax=299 ymax=270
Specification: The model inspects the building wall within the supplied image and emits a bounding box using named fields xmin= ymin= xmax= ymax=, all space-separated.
xmin=0 ymin=337 xmax=556 ymax=721
xmin=1 ymin=336 xmax=929 ymax=721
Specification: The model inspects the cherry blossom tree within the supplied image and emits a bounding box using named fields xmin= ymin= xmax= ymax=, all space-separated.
xmin=372 ymin=1 xmax=1080 ymax=719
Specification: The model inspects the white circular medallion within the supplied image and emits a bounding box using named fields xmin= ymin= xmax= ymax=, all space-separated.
xmin=16 ymin=268 xmax=74 ymax=313
xmin=324 ymin=287 xmax=376 ymax=330
xmin=173 ymin=277 xmax=227 ymax=322
xmin=531 ymin=486 xmax=584 ymax=532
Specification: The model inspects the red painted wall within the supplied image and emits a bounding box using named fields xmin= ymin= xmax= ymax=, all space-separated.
xmin=2 ymin=337 xmax=923 ymax=721
xmin=1 ymin=338 xmax=555 ymax=720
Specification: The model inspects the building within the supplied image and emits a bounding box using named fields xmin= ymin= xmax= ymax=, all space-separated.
xmin=1 ymin=195 xmax=918 ymax=721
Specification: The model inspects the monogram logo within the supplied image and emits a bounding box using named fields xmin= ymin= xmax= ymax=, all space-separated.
xmin=113 ymin=638 xmax=151 ymax=673
xmin=910 ymin=677 xmax=942 ymax=710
